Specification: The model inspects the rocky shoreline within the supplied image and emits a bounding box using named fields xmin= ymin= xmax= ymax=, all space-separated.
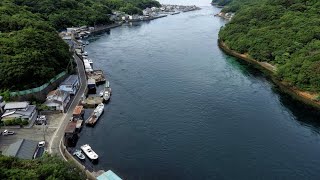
xmin=218 ymin=39 xmax=320 ymax=110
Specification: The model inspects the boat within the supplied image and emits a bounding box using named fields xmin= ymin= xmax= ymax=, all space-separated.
xmin=87 ymin=58 xmax=93 ymax=65
xmin=85 ymin=103 xmax=104 ymax=125
xmin=99 ymin=90 xmax=104 ymax=97
xmin=73 ymin=149 xmax=85 ymax=160
xmin=107 ymin=87 xmax=112 ymax=95
xmin=105 ymin=81 xmax=110 ymax=88
xmin=103 ymin=91 xmax=110 ymax=102
xmin=80 ymin=144 xmax=98 ymax=160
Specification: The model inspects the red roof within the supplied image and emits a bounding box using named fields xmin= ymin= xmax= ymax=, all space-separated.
xmin=73 ymin=106 xmax=83 ymax=115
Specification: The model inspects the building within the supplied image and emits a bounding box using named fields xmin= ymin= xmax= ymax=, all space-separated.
xmin=0 ymin=96 xmax=5 ymax=115
xmin=88 ymin=78 xmax=96 ymax=93
xmin=73 ymin=105 xmax=84 ymax=119
xmin=59 ymin=75 xmax=80 ymax=95
xmin=64 ymin=121 xmax=78 ymax=147
xmin=97 ymin=170 xmax=122 ymax=180
xmin=1 ymin=102 xmax=37 ymax=123
xmin=44 ymin=90 xmax=70 ymax=112
xmin=2 ymin=139 xmax=38 ymax=160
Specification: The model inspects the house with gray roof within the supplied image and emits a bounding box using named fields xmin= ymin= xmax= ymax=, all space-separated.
xmin=1 ymin=101 xmax=37 ymax=123
xmin=59 ymin=75 xmax=80 ymax=95
xmin=44 ymin=89 xmax=70 ymax=112
xmin=2 ymin=139 xmax=38 ymax=159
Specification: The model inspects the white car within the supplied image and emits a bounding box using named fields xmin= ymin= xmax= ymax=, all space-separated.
xmin=2 ymin=130 xmax=15 ymax=136
xmin=38 ymin=141 xmax=45 ymax=147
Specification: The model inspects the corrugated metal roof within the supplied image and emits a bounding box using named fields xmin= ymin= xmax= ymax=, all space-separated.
xmin=65 ymin=121 xmax=77 ymax=133
xmin=97 ymin=170 xmax=122 ymax=180
xmin=88 ymin=78 xmax=96 ymax=84
xmin=73 ymin=106 xmax=83 ymax=115
xmin=4 ymin=102 xmax=29 ymax=110
xmin=60 ymin=75 xmax=79 ymax=86
xmin=3 ymin=139 xmax=38 ymax=160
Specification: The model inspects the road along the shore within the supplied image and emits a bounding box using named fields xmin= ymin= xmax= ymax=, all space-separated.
xmin=48 ymin=53 xmax=87 ymax=156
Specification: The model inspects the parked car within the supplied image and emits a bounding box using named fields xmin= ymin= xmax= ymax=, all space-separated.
xmin=2 ymin=129 xmax=15 ymax=136
xmin=37 ymin=115 xmax=46 ymax=121
xmin=36 ymin=115 xmax=47 ymax=125
xmin=38 ymin=141 xmax=45 ymax=147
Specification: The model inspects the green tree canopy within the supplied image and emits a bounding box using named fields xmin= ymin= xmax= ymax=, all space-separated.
xmin=219 ymin=0 xmax=320 ymax=91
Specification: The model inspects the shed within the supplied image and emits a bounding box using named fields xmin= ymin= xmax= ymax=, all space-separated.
xmin=73 ymin=106 xmax=84 ymax=118
xmin=64 ymin=121 xmax=78 ymax=147
xmin=2 ymin=139 xmax=38 ymax=160
xmin=97 ymin=170 xmax=122 ymax=180
xmin=76 ymin=120 xmax=83 ymax=132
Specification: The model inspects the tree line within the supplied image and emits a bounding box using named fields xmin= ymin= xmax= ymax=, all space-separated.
xmin=0 ymin=155 xmax=86 ymax=179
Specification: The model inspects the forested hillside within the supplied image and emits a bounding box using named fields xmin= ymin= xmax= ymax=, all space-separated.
xmin=0 ymin=0 xmax=160 ymax=91
xmin=0 ymin=155 xmax=86 ymax=179
xmin=218 ymin=0 xmax=320 ymax=91
xmin=211 ymin=0 xmax=232 ymax=6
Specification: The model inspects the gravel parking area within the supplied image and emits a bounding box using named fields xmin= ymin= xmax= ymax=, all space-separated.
xmin=0 ymin=113 xmax=63 ymax=153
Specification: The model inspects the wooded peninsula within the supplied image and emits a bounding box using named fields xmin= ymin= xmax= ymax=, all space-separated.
xmin=216 ymin=0 xmax=320 ymax=94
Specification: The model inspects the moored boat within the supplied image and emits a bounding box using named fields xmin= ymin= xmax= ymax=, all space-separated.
xmin=105 ymin=81 xmax=110 ymax=88
xmin=85 ymin=103 xmax=104 ymax=125
xmin=87 ymin=58 xmax=93 ymax=65
xmin=80 ymin=144 xmax=98 ymax=160
xmin=73 ymin=149 xmax=85 ymax=160
xmin=103 ymin=90 xmax=110 ymax=102
xmin=99 ymin=90 xmax=104 ymax=97
xmin=107 ymin=87 xmax=112 ymax=95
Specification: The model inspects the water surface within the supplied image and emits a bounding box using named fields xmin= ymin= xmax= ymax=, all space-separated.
xmin=79 ymin=4 xmax=320 ymax=180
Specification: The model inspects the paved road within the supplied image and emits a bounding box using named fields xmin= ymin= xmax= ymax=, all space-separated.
xmin=48 ymin=54 xmax=87 ymax=157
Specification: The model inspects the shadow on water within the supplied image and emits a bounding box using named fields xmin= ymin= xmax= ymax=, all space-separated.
xmin=274 ymin=87 xmax=320 ymax=131
xmin=225 ymin=54 xmax=320 ymax=132
xmin=224 ymin=54 xmax=267 ymax=78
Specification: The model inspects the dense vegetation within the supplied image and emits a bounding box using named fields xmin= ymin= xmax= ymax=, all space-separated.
xmin=0 ymin=155 xmax=86 ymax=179
xmin=0 ymin=0 xmax=160 ymax=91
xmin=211 ymin=0 xmax=232 ymax=6
xmin=218 ymin=0 xmax=320 ymax=92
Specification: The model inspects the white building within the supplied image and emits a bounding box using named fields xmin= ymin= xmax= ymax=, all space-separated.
xmin=1 ymin=102 xmax=37 ymax=123
xmin=59 ymin=75 xmax=80 ymax=95
xmin=44 ymin=90 xmax=70 ymax=112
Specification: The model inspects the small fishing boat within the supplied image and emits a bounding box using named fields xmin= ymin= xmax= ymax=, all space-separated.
xmin=105 ymin=81 xmax=110 ymax=88
xmin=87 ymin=58 xmax=93 ymax=65
xmin=80 ymin=144 xmax=98 ymax=160
xmin=85 ymin=103 xmax=104 ymax=125
xmin=103 ymin=91 xmax=110 ymax=102
xmin=73 ymin=149 xmax=85 ymax=160
xmin=99 ymin=90 xmax=104 ymax=97
xmin=107 ymin=87 xmax=112 ymax=95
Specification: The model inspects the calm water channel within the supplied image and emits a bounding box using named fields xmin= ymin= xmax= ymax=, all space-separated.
xmin=78 ymin=1 xmax=320 ymax=179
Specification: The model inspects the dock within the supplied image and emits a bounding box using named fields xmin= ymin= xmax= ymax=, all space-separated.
xmin=81 ymin=96 xmax=103 ymax=108
xmin=87 ymin=70 xmax=106 ymax=85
